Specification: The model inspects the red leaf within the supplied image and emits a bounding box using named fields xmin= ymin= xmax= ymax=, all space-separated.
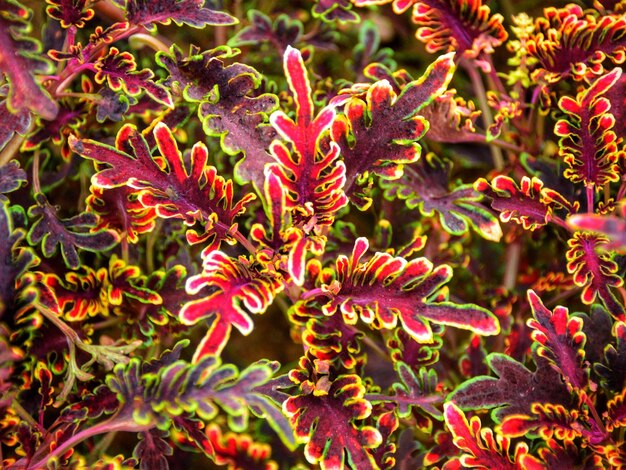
xmin=180 ymin=252 xmax=283 ymax=361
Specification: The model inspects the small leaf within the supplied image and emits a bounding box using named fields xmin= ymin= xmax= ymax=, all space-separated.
xmin=94 ymin=47 xmax=173 ymax=108
xmin=554 ymin=68 xmax=622 ymax=189
xmin=475 ymin=175 xmax=575 ymax=231
xmin=0 ymin=160 xmax=27 ymax=202
xmin=526 ymin=290 xmax=588 ymax=392
xmin=566 ymin=232 xmax=625 ymax=318
xmin=443 ymin=402 xmax=530 ymax=469
xmin=27 ymin=193 xmax=119 ymax=269
xmin=45 ymin=0 xmax=95 ymax=28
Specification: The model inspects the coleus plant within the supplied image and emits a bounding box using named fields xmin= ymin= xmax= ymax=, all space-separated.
xmin=1 ymin=0 xmax=626 ymax=468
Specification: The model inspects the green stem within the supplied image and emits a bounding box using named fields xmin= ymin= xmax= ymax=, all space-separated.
xmin=503 ymin=241 xmax=521 ymax=291
xmin=0 ymin=119 xmax=34 ymax=167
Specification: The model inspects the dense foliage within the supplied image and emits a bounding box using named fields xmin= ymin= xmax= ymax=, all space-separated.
xmin=1 ymin=0 xmax=626 ymax=468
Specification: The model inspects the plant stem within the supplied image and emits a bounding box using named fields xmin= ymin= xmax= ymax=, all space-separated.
xmin=23 ymin=415 xmax=150 ymax=470
xmin=0 ymin=119 xmax=34 ymax=167
xmin=463 ymin=62 xmax=505 ymax=171
xmin=503 ymin=240 xmax=521 ymax=290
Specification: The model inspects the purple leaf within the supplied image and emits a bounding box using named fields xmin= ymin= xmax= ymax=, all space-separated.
xmin=284 ymin=366 xmax=382 ymax=469
xmin=27 ymin=193 xmax=119 ymax=269
xmin=94 ymin=47 xmax=173 ymax=108
xmin=0 ymin=99 xmax=31 ymax=151
xmin=0 ymin=0 xmax=58 ymax=120
xmin=46 ymin=0 xmax=95 ymax=28
xmin=526 ymin=290 xmax=588 ymax=392
xmin=157 ymin=45 xmax=278 ymax=190
xmin=331 ymin=53 xmax=456 ymax=209
xmin=124 ymin=0 xmax=237 ymax=31
xmin=381 ymin=152 xmax=502 ymax=241
xmin=475 ymin=175 xmax=575 ymax=231
xmin=554 ymin=68 xmax=621 ymax=189
xmin=566 ymin=232 xmax=625 ymax=318
xmin=449 ymin=353 xmax=575 ymax=422
xmin=411 ymin=0 xmax=508 ymax=57
xmin=0 ymin=201 xmax=37 ymax=319
xmin=0 ymin=160 xmax=27 ymax=202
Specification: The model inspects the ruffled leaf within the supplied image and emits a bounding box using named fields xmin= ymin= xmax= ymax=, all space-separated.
xmin=312 ymin=0 xmax=359 ymax=23
xmin=554 ymin=68 xmax=622 ymax=189
xmin=124 ymin=0 xmax=237 ymax=31
xmin=27 ymin=193 xmax=119 ymax=269
xmin=595 ymin=321 xmax=626 ymax=392
xmin=180 ymin=251 xmax=283 ymax=361
xmin=381 ymin=153 xmax=502 ymax=241
xmin=45 ymin=0 xmax=95 ymax=28
xmin=206 ymin=424 xmax=277 ymax=469
xmin=94 ymin=47 xmax=173 ymax=108
xmin=411 ymin=0 xmax=508 ymax=58
xmin=528 ymin=5 xmax=626 ymax=83
xmin=443 ymin=402 xmax=532 ymax=469
xmin=305 ymin=237 xmax=499 ymax=343
xmin=475 ymin=175 xmax=575 ymax=231
xmin=331 ymin=53 xmax=456 ymax=209
xmin=526 ymin=290 xmax=589 ymax=392
xmin=0 ymin=0 xmax=58 ymax=120
xmin=268 ymin=46 xmax=348 ymax=228
xmin=284 ymin=369 xmax=382 ymax=469
xmin=69 ymin=122 xmax=255 ymax=254
xmin=566 ymin=232 xmax=625 ymax=318
xmin=499 ymin=403 xmax=582 ymax=441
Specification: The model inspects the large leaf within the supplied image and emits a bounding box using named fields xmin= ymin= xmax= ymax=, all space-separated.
xmin=123 ymin=0 xmax=237 ymax=31
xmin=304 ymin=237 xmax=499 ymax=343
xmin=443 ymin=402 xmax=538 ymax=469
xmin=157 ymin=45 xmax=278 ymax=190
xmin=69 ymin=122 xmax=255 ymax=254
xmin=284 ymin=362 xmax=381 ymax=469
xmin=180 ymin=251 xmax=284 ymax=361
xmin=554 ymin=68 xmax=621 ymax=189
xmin=0 ymin=0 xmax=58 ymax=120
xmin=267 ymin=46 xmax=348 ymax=228
xmin=331 ymin=53 xmax=455 ymax=209
xmin=526 ymin=290 xmax=588 ymax=392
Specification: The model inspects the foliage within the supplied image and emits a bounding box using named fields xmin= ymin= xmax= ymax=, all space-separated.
xmin=1 ymin=0 xmax=626 ymax=468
